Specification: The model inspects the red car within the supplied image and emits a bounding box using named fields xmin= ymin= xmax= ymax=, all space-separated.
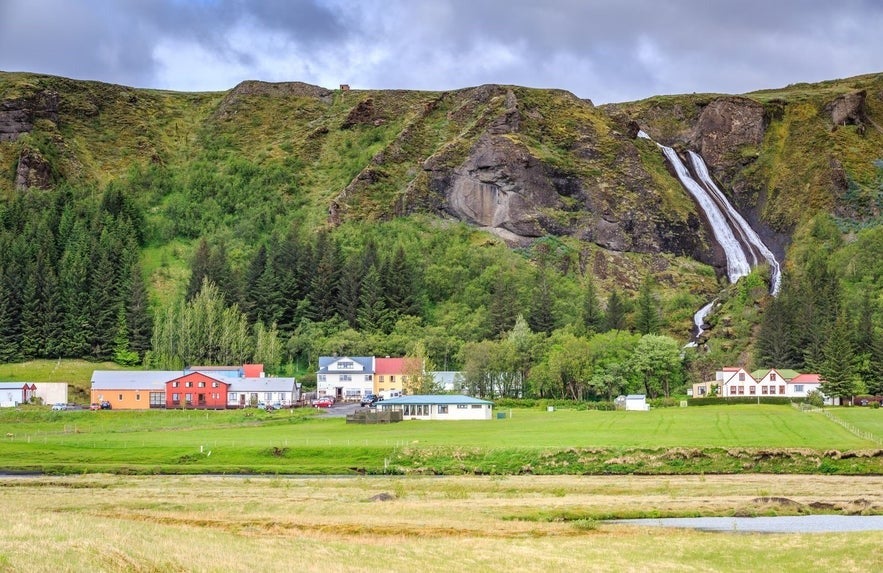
xmin=313 ymin=397 xmax=334 ymax=408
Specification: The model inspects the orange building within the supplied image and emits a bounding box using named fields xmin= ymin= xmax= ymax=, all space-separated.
xmin=374 ymin=357 xmax=408 ymax=396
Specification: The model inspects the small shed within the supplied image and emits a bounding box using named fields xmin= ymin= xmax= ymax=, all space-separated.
xmin=625 ymin=394 xmax=649 ymax=411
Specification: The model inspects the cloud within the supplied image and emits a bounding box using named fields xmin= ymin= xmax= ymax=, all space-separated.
xmin=1 ymin=0 xmax=882 ymax=103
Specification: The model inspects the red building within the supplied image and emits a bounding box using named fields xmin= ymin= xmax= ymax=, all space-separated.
xmin=165 ymin=372 xmax=228 ymax=409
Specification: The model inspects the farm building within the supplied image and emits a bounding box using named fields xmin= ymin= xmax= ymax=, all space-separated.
xmin=90 ymin=365 xmax=299 ymax=410
xmin=317 ymin=356 xmax=375 ymax=401
xmin=0 ymin=382 xmax=36 ymax=407
xmin=374 ymin=395 xmax=493 ymax=420
xmin=691 ymin=367 xmax=824 ymax=399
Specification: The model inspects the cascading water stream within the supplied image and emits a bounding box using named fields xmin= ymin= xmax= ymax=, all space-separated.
xmin=637 ymin=130 xmax=781 ymax=343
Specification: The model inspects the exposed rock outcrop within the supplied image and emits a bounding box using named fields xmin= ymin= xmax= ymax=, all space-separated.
xmin=693 ymin=97 xmax=766 ymax=169
xmin=0 ymin=90 xmax=59 ymax=142
xmin=15 ymin=147 xmax=52 ymax=190
xmin=825 ymin=90 xmax=866 ymax=127
xmin=215 ymin=80 xmax=333 ymax=119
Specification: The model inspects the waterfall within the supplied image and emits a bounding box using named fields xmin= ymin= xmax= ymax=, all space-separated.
xmin=637 ymin=130 xmax=781 ymax=342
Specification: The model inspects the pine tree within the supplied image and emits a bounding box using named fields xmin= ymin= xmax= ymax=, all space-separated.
xmin=337 ymin=253 xmax=364 ymax=328
xmin=580 ymin=274 xmax=605 ymax=335
xmin=604 ymin=288 xmax=628 ymax=332
xmin=126 ymin=264 xmax=153 ymax=361
xmin=384 ymin=245 xmax=422 ymax=318
xmin=357 ymin=265 xmax=393 ymax=333
xmin=634 ymin=276 xmax=660 ymax=335
xmin=113 ymin=307 xmax=140 ymax=366
xmin=186 ymin=239 xmax=213 ymax=302
xmin=819 ymin=314 xmax=858 ymax=403
xmin=527 ymin=269 xmax=555 ymax=334
xmin=488 ymin=273 xmax=519 ymax=338
xmin=755 ymin=293 xmax=798 ymax=369
xmin=866 ymin=326 xmax=883 ymax=396
xmin=307 ymin=232 xmax=340 ymax=322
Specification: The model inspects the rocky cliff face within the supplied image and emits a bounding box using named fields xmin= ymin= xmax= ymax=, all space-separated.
xmin=0 ymin=90 xmax=58 ymax=142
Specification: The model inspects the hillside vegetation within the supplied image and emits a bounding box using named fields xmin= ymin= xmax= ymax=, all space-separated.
xmin=1 ymin=72 xmax=882 ymax=396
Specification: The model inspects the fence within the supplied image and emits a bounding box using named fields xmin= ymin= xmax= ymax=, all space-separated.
xmin=795 ymin=403 xmax=883 ymax=446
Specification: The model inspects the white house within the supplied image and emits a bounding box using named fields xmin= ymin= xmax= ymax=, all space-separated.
xmin=226 ymin=377 xmax=299 ymax=408
xmin=374 ymin=395 xmax=493 ymax=420
xmin=431 ymin=371 xmax=465 ymax=392
xmin=317 ymin=356 xmax=374 ymax=401
xmin=694 ymin=367 xmax=824 ymax=399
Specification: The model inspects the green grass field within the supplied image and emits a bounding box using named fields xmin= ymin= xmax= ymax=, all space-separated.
xmin=1 ymin=404 xmax=880 ymax=475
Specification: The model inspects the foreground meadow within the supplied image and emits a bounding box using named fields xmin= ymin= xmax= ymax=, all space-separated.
xmin=0 ymin=474 xmax=881 ymax=572
xmin=1 ymin=405 xmax=881 ymax=474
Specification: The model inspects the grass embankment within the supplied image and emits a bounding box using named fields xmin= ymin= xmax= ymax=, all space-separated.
xmin=1 ymin=405 xmax=881 ymax=475
xmin=0 ymin=474 xmax=880 ymax=572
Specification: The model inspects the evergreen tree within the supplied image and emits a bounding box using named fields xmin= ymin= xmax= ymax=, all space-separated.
xmin=357 ymin=265 xmax=394 ymax=333
xmin=125 ymin=264 xmax=153 ymax=361
xmin=604 ymin=288 xmax=628 ymax=331
xmin=38 ymin=263 xmax=64 ymax=358
xmin=186 ymin=238 xmax=213 ymax=301
xmin=868 ymin=326 xmax=883 ymax=396
xmin=488 ymin=273 xmax=519 ymax=338
xmin=527 ymin=269 xmax=555 ymax=334
xmin=634 ymin=276 xmax=660 ymax=335
xmin=337 ymin=253 xmax=364 ymax=328
xmin=819 ymin=314 xmax=858 ymax=403
xmin=113 ymin=306 xmax=140 ymax=366
xmin=242 ymin=243 xmax=268 ymax=324
xmin=307 ymin=232 xmax=340 ymax=322
xmin=580 ymin=274 xmax=605 ymax=336
xmin=755 ymin=291 xmax=798 ymax=369
xmin=384 ymin=245 xmax=422 ymax=318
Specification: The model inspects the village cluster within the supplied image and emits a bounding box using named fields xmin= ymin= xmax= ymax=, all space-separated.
xmin=1 ymin=361 xmax=833 ymax=420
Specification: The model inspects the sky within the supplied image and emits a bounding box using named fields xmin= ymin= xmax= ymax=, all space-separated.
xmin=2 ymin=0 xmax=882 ymax=104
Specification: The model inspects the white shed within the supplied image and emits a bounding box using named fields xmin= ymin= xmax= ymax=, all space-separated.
xmin=625 ymin=394 xmax=650 ymax=411
xmin=33 ymin=382 xmax=69 ymax=406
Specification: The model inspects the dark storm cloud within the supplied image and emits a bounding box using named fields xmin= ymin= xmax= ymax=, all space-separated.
xmin=1 ymin=0 xmax=881 ymax=102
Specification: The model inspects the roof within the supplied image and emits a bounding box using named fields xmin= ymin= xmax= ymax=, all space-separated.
xmin=90 ymin=371 xmax=184 ymax=390
xmin=377 ymin=394 xmax=492 ymax=406
xmin=375 ymin=357 xmax=407 ymax=374
xmin=722 ymin=367 xmax=742 ymax=371
xmin=226 ymin=377 xmax=298 ymax=393
xmin=625 ymin=394 xmax=647 ymax=400
xmin=751 ymin=368 xmax=800 ymax=380
xmin=0 ymin=382 xmax=34 ymax=390
xmin=242 ymin=364 xmax=264 ymax=378
xmin=790 ymin=373 xmax=822 ymax=383
xmin=317 ymin=356 xmax=373 ymax=373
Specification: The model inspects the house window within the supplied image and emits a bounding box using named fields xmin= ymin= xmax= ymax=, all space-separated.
xmin=118 ymin=394 xmax=123 ymax=401
xmin=438 ymin=405 xmax=448 ymax=414
xmin=172 ymin=382 xmax=179 ymax=388
xmin=341 ymin=374 xmax=352 ymax=382
xmin=149 ymin=392 xmax=164 ymax=406
xmin=795 ymin=385 xmax=804 ymax=392
xmin=212 ymin=382 xmax=219 ymax=388
xmin=136 ymin=394 xmax=141 ymax=401
xmin=779 ymin=385 xmax=785 ymax=395
xmin=185 ymin=382 xmax=192 ymax=388
xmin=366 ymin=375 xmax=372 ymax=381
xmin=738 ymin=386 xmax=744 ymax=395
xmin=198 ymin=381 xmax=205 ymax=388
xmin=739 ymin=373 xmax=745 ymax=381
xmin=457 ymin=405 xmax=468 ymax=409
xmin=730 ymin=386 xmax=737 ymax=395
xmin=749 ymin=386 xmax=756 ymax=395
xmin=390 ymin=376 xmax=396 ymax=382
xmin=318 ymin=375 xmax=326 ymax=382
xmin=379 ymin=376 xmax=385 ymax=383
xmin=471 ymin=404 xmax=482 ymax=409
xmin=265 ymin=393 xmax=272 ymax=401
xmin=185 ymin=393 xmax=192 ymax=404
xmin=172 ymin=393 xmax=180 ymax=403
xmin=339 ymin=361 xmax=353 ymax=369
xmin=771 ymin=373 xmax=777 ymax=381
xmin=761 ymin=386 xmax=768 ymax=394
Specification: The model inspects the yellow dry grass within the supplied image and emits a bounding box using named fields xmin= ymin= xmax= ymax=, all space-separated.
xmin=0 ymin=474 xmax=881 ymax=572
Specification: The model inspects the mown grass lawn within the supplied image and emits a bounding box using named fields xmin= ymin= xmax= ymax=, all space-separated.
xmin=830 ymin=407 xmax=883 ymax=439
xmin=1 ymin=404 xmax=879 ymax=474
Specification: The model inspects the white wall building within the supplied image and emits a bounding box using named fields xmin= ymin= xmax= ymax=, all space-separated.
xmin=226 ymin=377 xmax=299 ymax=408
xmin=317 ymin=356 xmax=374 ymax=401
xmin=33 ymin=382 xmax=68 ymax=406
xmin=375 ymin=395 xmax=493 ymax=420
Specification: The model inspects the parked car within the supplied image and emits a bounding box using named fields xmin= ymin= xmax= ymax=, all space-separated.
xmin=313 ymin=397 xmax=334 ymax=408
xmin=51 ymin=403 xmax=67 ymax=411
xmin=99 ymin=400 xmax=112 ymax=410
xmin=90 ymin=403 xmax=101 ymax=411
xmin=360 ymin=394 xmax=378 ymax=407
xmin=258 ymin=403 xmax=276 ymax=411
